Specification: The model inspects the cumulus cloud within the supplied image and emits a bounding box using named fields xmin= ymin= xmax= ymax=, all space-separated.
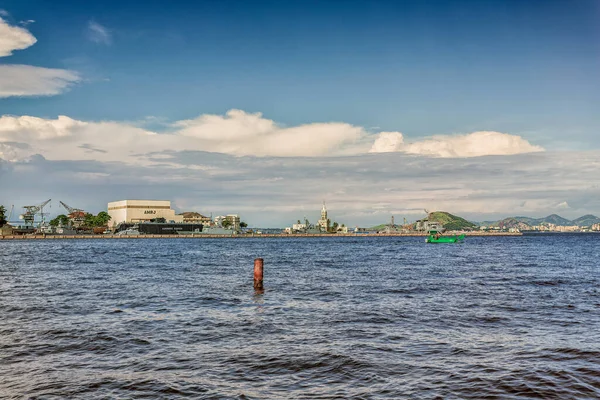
xmin=87 ymin=21 xmax=111 ymax=45
xmin=0 ymin=110 xmax=545 ymax=163
xmin=0 ymin=16 xmax=81 ymax=97
xmin=370 ymin=130 xmax=543 ymax=157
xmin=175 ymin=110 xmax=365 ymax=156
xmin=0 ymin=65 xmax=80 ymax=97
xmin=0 ymin=16 xmax=37 ymax=56
xmin=0 ymin=149 xmax=598 ymax=227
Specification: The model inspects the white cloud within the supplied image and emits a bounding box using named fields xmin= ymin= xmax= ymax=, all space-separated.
xmin=0 ymin=65 xmax=80 ymax=97
xmin=87 ymin=21 xmax=111 ymax=45
xmin=0 ymin=115 xmax=84 ymax=140
xmin=0 ymin=149 xmax=598 ymax=227
xmin=0 ymin=16 xmax=37 ymax=56
xmin=0 ymin=16 xmax=81 ymax=97
xmin=370 ymin=130 xmax=543 ymax=157
xmin=176 ymin=110 xmax=366 ymax=156
xmin=0 ymin=110 xmax=545 ymax=163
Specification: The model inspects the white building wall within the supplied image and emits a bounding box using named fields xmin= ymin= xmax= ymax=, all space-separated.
xmin=107 ymin=200 xmax=183 ymax=227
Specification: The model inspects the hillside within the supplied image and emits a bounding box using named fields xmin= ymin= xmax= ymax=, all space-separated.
xmin=484 ymin=214 xmax=599 ymax=227
xmin=428 ymin=211 xmax=478 ymax=231
xmin=369 ymin=224 xmax=388 ymax=231
xmin=495 ymin=217 xmax=533 ymax=230
xmin=571 ymin=214 xmax=600 ymax=227
xmin=539 ymin=214 xmax=571 ymax=226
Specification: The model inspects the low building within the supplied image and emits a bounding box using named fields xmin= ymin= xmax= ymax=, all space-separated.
xmin=415 ymin=219 xmax=443 ymax=232
xmin=179 ymin=212 xmax=212 ymax=225
xmin=107 ymin=200 xmax=183 ymax=227
xmin=214 ymin=214 xmax=241 ymax=231
xmin=292 ymin=223 xmax=307 ymax=232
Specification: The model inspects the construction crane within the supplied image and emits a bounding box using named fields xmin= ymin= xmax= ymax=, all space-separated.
xmin=19 ymin=199 xmax=51 ymax=227
xmin=59 ymin=201 xmax=86 ymax=228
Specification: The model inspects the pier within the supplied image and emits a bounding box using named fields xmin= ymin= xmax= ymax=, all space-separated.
xmin=0 ymin=232 xmax=522 ymax=240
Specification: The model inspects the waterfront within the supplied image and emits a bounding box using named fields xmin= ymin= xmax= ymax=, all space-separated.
xmin=0 ymin=231 xmax=521 ymax=240
xmin=1 ymin=235 xmax=599 ymax=398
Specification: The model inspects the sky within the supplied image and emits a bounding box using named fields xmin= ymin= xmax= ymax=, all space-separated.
xmin=0 ymin=0 xmax=599 ymax=227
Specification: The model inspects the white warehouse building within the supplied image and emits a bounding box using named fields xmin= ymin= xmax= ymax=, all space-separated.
xmin=107 ymin=200 xmax=183 ymax=227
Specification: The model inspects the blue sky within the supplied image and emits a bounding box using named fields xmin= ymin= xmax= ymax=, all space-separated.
xmin=1 ymin=0 xmax=599 ymax=225
xmin=2 ymin=0 xmax=598 ymax=145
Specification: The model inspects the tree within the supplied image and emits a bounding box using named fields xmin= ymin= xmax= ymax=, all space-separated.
xmin=297 ymin=219 xmax=301 ymax=225
xmin=240 ymin=221 xmax=248 ymax=228
xmin=332 ymin=221 xmax=339 ymax=232
xmin=95 ymin=211 xmax=111 ymax=227
xmin=0 ymin=205 xmax=6 ymax=227
xmin=83 ymin=211 xmax=112 ymax=228
xmin=50 ymin=214 xmax=70 ymax=227
xmin=84 ymin=213 xmax=96 ymax=228
xmin=221 ymin=219 xmax=232 ymax=228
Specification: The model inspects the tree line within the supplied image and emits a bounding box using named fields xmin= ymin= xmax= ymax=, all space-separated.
xmin=0 ymin=205 xmax=7 ymax=227
xmin=50 ymin=211 xmax=111 ymax=228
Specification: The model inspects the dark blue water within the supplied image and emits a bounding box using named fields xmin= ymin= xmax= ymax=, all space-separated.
xmin=1 ymin=235 xmax=599 ymax=399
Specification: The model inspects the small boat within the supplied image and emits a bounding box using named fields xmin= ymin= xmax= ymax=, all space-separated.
xmin=426 ymin=229 xmax=465 ymax=243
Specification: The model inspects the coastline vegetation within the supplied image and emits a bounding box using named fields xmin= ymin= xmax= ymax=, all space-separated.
xmin=0 ymin=205 xmax=6 ymax=227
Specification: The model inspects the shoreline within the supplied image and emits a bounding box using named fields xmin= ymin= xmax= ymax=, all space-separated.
xmin=0 ymin=232 xmax=522 ymax=240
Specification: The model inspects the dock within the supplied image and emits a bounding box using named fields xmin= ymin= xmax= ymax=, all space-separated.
xmin=0 ymin=232 xmax=522 ymax=240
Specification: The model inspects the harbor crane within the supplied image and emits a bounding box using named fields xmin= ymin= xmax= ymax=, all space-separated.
xmin=59 ymin=201 xmax=86 ymax=227
xmin=19 ymin=199 xmax=51 ymax=227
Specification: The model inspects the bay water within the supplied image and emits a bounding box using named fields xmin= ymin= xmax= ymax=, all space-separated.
xmin=1 ymin=235 xmax=599 ymax=398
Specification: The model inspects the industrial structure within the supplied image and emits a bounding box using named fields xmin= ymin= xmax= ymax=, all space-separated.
xmin=414 ymin=210 xmax=444 ymax=232
xmin=107 ymin=200 xmax=183 ymax=228
xmin=59 ymin=201 xmax=86 ymax=228
xmin=19 ymin=199 xmax=51 ymax=228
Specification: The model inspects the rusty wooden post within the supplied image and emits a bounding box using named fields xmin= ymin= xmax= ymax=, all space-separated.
xmin=254 ymin=258 xmax=264 ymax=290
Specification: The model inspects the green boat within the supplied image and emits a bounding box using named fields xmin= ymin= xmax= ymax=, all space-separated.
xmin=426 ymin=230 xmax=465 ymax=243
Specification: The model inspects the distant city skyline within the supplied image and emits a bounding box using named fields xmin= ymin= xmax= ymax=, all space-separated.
xmin=1 ymin=0 xmax=599 ymax=226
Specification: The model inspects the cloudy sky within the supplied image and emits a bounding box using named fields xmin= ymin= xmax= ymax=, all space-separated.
xmin=0 ymin=0 xmax=599 ymax=227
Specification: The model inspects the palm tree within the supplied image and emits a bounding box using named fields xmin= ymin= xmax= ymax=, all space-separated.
xmin=95 ymin=211 xmax=111 ymax=226
xmin=0 ymin=205 xmax=6 ymax=227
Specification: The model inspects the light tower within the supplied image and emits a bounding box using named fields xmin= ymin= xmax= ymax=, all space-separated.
xmin=318 ymin=201 xmax=328 ymax=232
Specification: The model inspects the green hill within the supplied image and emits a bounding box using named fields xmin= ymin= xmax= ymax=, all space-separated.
xmin=571 ymin=214 xmax=600 ymax=227
xmin=538 ymin=214 xmax=571 ymax=226
xmin=368 ymin=224 xmax=388 ymax=231
xmin=428 ymin=211 xmax=478 ymax=231
xmin=483 ymin=214 xmax=598 ymax=227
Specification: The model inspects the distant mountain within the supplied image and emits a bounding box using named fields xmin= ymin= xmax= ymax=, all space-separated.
xmin=482 ymin=214 xmax=600 ymax=228
xmin=571 ymin=214 xmax=600 ymax=227
xmin=428 ymin=211 xmax=478 ymax=231
xmin=496 ymin=217 xmax=532 ymax=230
xmin=539 ymin=214 xmax=572 ymax=226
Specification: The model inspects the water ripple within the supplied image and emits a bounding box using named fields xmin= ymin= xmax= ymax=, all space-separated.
xmin=1 ymin=235 xmax=599 ymax=398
